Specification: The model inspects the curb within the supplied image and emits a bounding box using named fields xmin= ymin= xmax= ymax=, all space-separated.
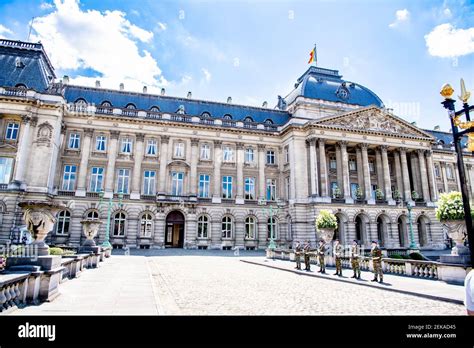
xmin=240 ymin=259 xmax=464 ymax=305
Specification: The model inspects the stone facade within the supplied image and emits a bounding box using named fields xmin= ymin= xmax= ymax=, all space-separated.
xmin=0 ymin=39 xmax=473 ymax=250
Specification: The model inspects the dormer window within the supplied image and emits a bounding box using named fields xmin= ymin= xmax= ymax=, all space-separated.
xmin=244 ymin=116 xmax=254 ymax=123
xmin=223 ymin=114 xmax=232 ymax=120
xmin=101 ymin=101 xmax=112 ymax=107
xmin=125 ymin=103 xmax=136 ymax=109
xmin=264 ymin=119 xmax=274 ymax=125
xmin=150 ymin=106 xmax=160 ymax=113
xmin=201 ymin=112 xmax=211 ymax=118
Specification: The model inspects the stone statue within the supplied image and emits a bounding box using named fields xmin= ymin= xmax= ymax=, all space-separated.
xmin=177 ymin=105 xmax=185 ymax=114
xmin=277 ymin=96 xmax=287 ymax=110
xmin=81 ymin=220 xmax=103 ymax=247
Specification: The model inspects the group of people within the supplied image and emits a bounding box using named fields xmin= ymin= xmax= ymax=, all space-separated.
xmin=293 ymin=239 xmax=384 ymax=283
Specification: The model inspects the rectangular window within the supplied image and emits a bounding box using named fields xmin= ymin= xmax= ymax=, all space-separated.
xmin=62 ymin=165 xmax=77 ymax=191
xmin=245 ymin=148 xmax=254 ymax=163
xmin=222 ymin=176 xmax=233 ymax=199
xmin=434 ymin=165 xmax=441 ymax=178
xmin=68 ymin=133 xmax=81 ymax=149
xmin=371 ymin=184 xmax=378 ymax=200
xmin=198 ymin=174 xmax=210 ymax=198
xmin=121 ymin=138 xmax=132 ymax=153
xmin=284 ymin=146 xmax=289 ymax=164
xmin=143 ymin=170 xmax=156 ymax=195
xmin=349 ymin=157 xmax=357 ymax=171
xmin=171 ymin=172 xmax=184 ymax=196
xmin=350 ymin=183 xmax=360 ymax=200
xmin=174 ymin=142 xmax=184 ymax=158
xmin=0 ymin=157 xmax=14 ymax=184
xmin=200 ymin=144 xmax=210 ymax=160
xmin=266 ymin=150 xmax=276 ymax=165
xmin=223 ymin=146 xmax=234 ymax=162
xmin=5 ymin=122 xmax=19 ymax=140
xmin=330 ymin=182 xmax=338 ymax=198
xmin=117 ymin=168 xmax=130 ymax=193
xmin=329 ymin=156 xmax=337 ymax=170
xmin=89 ymin=167 xmax=104 ymax=192
xmin=285 ymin=176 xmax=290 ymax=199
xmin=266 ymin=178 xmax=277 ymax=201
xmin=146 ymin=140 xmax=157 ymax=156
xmin=369 ymin=160 xmax=375 ymax=173
xmin=96 ymin=135 xmax=107 ymax=152
xmin=446 ymin=165 xmax=454 ymax=179
xmin=244 ymin=177 xmax=255 ymax=200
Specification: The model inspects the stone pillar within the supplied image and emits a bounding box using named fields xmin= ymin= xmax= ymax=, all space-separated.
xmin=12 ymin=115 xmax=32 ymax=187
xmin=375 ymin=149 xmax=384 ymax=193
xmin=318 ymin=139 xmax=329 ymax=198
xmin=236 ymin=142 xmax=244 ymax=204
xmin=158 ymin=135 xmax=169 ymax=194
xmin=130 ymin=133 xmax=145 ymax=200
xmin=417 ymin=150 xmax=431 ymax=203
xmin=335 ymin=143 xmax=343 ymax=193
xmin=360 ymin=143 xmax=373 ymax=204
xmin=399 ymin=148 xmax=412 ymax=202
xmin=212 ymin=140 xmax=222 ymax=203
xmin=355 ymin=146 xmax=363 ymax=195
xmin=440 ymin=162 xmax=449 ymax=193
xmin=190 ymin=138 xmax=199 ymax=197
xmin=381 ymin=145 xmax=395 ymax=205
xmin=104 ymin=130 xmax=119 ymax=196
xmin=308 ymin=139 xmax=319 ymax=197
xmin=454 ymin=164 xmax=462 ymax=192
xmin=466 ymin=164 xmax=474 ymax=199
xmin=425 ymin=150 xmax=438 ymax=203
xmin=393 ymin=151 xmax=403 ymax=199
xmin=339 ymin=141 xmax=352 ymax=203
xmin=410 ymin=152 xmax=421 ymax=195
xmin=75 ymin=128 xmax=93 ymax=196
xmin=258 ymin=144 xmax=266 ymax=200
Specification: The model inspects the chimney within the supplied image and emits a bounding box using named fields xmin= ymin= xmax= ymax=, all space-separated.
xmin=227 ymin=96 xmax=232 ymax=104
xmin=143 ymin=86 xmax=148 ymax=93
xmin=63 ymin=75 xmax=69 ymax=84
xmin=262 ymin=101 xmax=268 ymax=108
xmin=95 ymin=80 xmax=101 ymax=88
xmin=161 ymin=88 xmax=166 ymax=96
xmin=187 ymin=91 xmax=192 ymax=99
xmin=119 ymin=83 xmax=124 ymax=91
xmin=434 ymin=125 xmax=440 ymax=131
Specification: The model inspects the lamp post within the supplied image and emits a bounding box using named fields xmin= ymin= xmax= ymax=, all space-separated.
xmin=259 ymin=198 xmax=281 ymax=250
xmin=98 ymin=191 xmax=123 ymax=248
xmin=440 ymin=80 xmax=474 ymax=267
xmin=406 ymin=201 xmax=417 ymax=250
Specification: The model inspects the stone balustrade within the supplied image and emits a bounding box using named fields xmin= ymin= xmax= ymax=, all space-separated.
xmin=0 ymin=272 xmax=29 ymax=312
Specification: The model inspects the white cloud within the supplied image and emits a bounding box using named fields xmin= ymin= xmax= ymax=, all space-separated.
xmin=424 ymin=23 xmax=474 ymax=58
xmin=31 ymin=0 xmax=166 ymax=91
xmin=40 ymin=2 xmax=54 ymax=10
xmin=156 ymin=22 xmax=167 ymax=31
xmin=130 ymin=9 xmax=140 ymax=17
xmin=389 ymin=9 xmax=410 ymax=28
xmin=0 ymin=24 xmax=13 ymax=36
xmin=201 ymin=68 xmax=211 ymax=83
xmin=443 ymin=8 xmax=452 ymax=18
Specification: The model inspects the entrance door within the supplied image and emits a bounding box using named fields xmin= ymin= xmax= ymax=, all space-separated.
xmin=165 ymin=211 xmax=185 ymax=248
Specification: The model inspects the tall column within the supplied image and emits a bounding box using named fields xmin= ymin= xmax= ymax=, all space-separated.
xmin=12 ymin=115 xmax=32 ymax=187
xmin=130 ymin=133 xmax=145 ymax=199
xmin=355 ymin=146 xmax=363 ymax=195
xmin=425 ymin=150 xmax=438 ymax=203
xmin=410 ymin=152 xmax=421 ymax=195
xmin=212 ymin=140 xmax=222 ymax=203
xmin=454 ymin=164 xmax=462 ymax=192
xmin=308 ymin=139 xmax=319 ymax=197
xmin=360 ymin=143 xmax=373 ymax=204
xmin=258 ymin=144 xmax=266 ymax=200
xmin=417 ymin=149 xmax=431 ymax=202
xmin=104 ymin=130 xmax=119 ymax=196
xmin=236 ymin=142 xmax=244 ymax=204
xmin=381 ymin=145 xmax=394 ymax=204
xmin=466 ymin=164 xmax=474 ymax=200
xmin=393 ymin=151 xmax=403 ymax=199
xmin=75 ymin=128 xmax=94 ymax=196
xmin=399 ymin=148 xmax=412 ymax=202
xmin=375 ymin=149 xmax=384 ymax=192
xmin=190 ymin=138 xmax=199 ymax=196
xmin=340 ymin=141 xmax=352 ymax=203
xmin=440 ymin=162 xmax=449 ymax=193
xmin=158 ymin=135 xmax=169 ymax=194
xmin=318 ymin=139 xmax=329 ymax=198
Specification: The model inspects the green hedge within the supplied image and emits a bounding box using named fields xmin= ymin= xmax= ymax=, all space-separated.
xmin=49 ymin=247 xmax=64 ymax=255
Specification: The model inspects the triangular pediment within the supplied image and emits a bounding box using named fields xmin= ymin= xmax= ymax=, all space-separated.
xmin=314 ymin=106 xmax=434 ymax=140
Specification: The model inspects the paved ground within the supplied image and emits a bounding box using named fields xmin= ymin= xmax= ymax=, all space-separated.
xmin=10 ymin=249 xmax=466 ymax=316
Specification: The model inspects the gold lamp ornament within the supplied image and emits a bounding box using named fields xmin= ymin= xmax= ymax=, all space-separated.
xmin=440 ymin=83 xmax=454 ymax=99
xmin=459 ymin=78 xmax=471 ymax=104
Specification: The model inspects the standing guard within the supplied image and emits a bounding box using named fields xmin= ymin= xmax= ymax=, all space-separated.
xmin=333 ymin=239 xmax=343 ymax=276
xmin=317 ymin=240 xmax=326 ymax=274
xmin=370 ymin=240 xmax=383 ymax=283
xmin=294 ymin=240 xmax=302 ymax=270
xmin=303 ymin=240 xmax=312 ymax=271
xmin=350 ymin=240 xmax=361 ymax=279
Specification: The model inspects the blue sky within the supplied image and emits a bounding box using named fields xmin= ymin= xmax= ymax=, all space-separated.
xmin=0 ymin=0 xmax=473 ymax=130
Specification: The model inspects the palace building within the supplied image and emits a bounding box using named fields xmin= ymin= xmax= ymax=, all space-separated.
xmin=0 ymin=39 xmax=473 ymax=250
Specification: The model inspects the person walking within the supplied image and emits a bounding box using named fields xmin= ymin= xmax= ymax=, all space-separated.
xmin=370 ymin=240 xmax=383 ymax=283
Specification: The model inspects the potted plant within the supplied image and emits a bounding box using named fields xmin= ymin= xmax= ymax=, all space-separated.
xmin=375 ymin=188 xmax=384 ymax=201
xmin=315 ymin=210 xmax=338 ymax=243
xmin=411 ymin=191 xmax=420 ymax=201
xmin=332 ymin=186 xmax=341 ymax=199
xmin=435 ymin=191 xmax=469 ymax=256
xmin=393 ymin=189 xmax=401 ymax=202
xmin=355 ymin=186 xmax=363 ymax=201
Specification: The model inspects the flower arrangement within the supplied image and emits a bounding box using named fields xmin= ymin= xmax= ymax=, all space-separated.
xmin=316 ymin=210 xmax=338 ymax=230
xmin=332 ymin=185 xmax=341 ymax=199
xmin=355 ymin=186 xmax=363 ymax=200
xmin=375 ymin=188 xmax=384 ymax=200
xmin=393 ymin=189 xmax=401 ymax=201
xmin=435 ymin=191 xmax=465 ymax=221
xmin=412 ymin=191 xmax=419 ymax=200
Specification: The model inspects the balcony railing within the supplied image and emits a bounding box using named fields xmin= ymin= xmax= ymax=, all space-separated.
xmin=244 ymin=122 xmax=258 ymax=129
xmin=96 ymin=106 xmax=113 ymax=115
xmin=146 ymin=111 xmax=162 ymax=120
xmin=222 ymin=120 xmax=236 ymax=127
xmin=57 ymin=190 xmax=75 ymax=196
xmin=0 ymin=184 xmax=8 ymax=191
xmin=1 ymin=87 xmax=27 ymax=97
xmin=171 ymin=114 xmax=192 ymax=123
xmin=141 ymin=195 xmax=156 ymax=201
xmin=121 ymin=109 xmax=138 ymax=117
xmin=200 ymin=118 xmax=215 ymax=125
xmin=86 ymin=192 xmax=100 ymax=198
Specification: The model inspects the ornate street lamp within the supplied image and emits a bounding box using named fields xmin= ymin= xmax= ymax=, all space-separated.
xmin=259 ymin=198 xmax=282 ymax=250
xmin=406 ymin=201 xmax=417 ymax=250
xmin=440 ymin=79 xmax=474 ymax=266
xmin=98 ymin=191 xmax=124 ymax=248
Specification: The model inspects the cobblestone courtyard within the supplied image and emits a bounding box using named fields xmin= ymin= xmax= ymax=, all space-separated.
xmin=12 ymin=250 xmax=466 ymax=316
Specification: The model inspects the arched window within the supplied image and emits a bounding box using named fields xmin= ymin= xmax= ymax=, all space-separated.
xmin=55 ymin=210 xmax=71 ymax=235
xmin=140 ymin=213 xmax=153 ymax=237
xmin=267 ymin=217 xmax=278 ymax=239
xmin=15 ymin=84 xmax=27 ymax=89
xmin=197 ymin=215 xmax=209 ymax=238
xmin=201 ymin=112 xmax=211 ymax=118
xmin=75 ymin=98 xmax=87 ymax=105
xmin=150 ymin=106 xmax=160 ymax=112
xmin=221 ymin=216 xmax=233 ymax=239
xmin=355 ymin=216 xmax=363 ymax=243
xmin=245 ymin=217 xmax=256 ymax=239
xmin=244 ymin=116 xmax=254 ymax=123
xmin=87 ymin=211 xmax=99 ymax=220
xmin=113 ymin=212 xmax=126 ymax=236
xmin=264 ymin=119 xmax=274 ymax=124
xmin=397 ymin=216 xmax=407 ymax=247
xmin=125 ymin=103 xmax=136 ymax=109
xmin=101 ymin=101 xmax=112 ymax=107
xmin=223 ymin=114 xmax=232 ymax=120
xmin=287 ymin=216 xmax=293 ymax=240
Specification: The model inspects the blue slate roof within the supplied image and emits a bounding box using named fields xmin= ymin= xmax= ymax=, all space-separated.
xmin=425 ymin=129 xmax=468 ymax=148
xmin=284 ymin=66 xmax=384 ymax=108
xmin=63 ymin=85 xmax=291 ymax=125
xmin=0 ymin=39 xmax=55 ymax=92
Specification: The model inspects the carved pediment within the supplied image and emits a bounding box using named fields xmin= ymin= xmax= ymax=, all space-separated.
xmin=315 ymin=107 xmax=433 ymax=139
